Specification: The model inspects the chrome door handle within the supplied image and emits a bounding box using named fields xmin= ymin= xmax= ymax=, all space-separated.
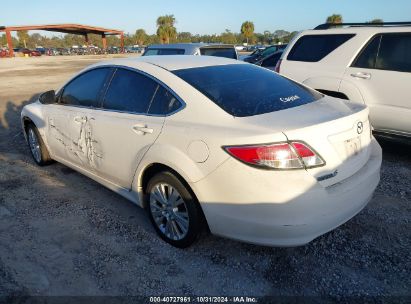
xmin=132 ymin=124 xmax=154 ymax=135
xmin=350 ymin=72 xmax=371 ymax=79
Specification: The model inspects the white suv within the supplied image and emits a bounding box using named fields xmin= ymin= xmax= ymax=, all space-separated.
xmin=277 ymin=22 xmax=411 ymax=139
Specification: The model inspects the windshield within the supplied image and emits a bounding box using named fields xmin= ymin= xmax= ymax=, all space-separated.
xmin=173 ymin=64 xmax=322 ymax=117
xmin=200 ymin=47 xmax=237 ymax=59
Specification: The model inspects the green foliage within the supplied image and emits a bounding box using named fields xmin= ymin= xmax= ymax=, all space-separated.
xmin=0 ymin=34 xmax=6 ymax=47
xmin=326 ymin=14 xmax=343 ymax=24
xmin=17 ymin=30 xmax=30 ymax=47
xmin=135 ymin=29 xmax=147 ymax=46
xmin=240 ymin=21 xmax=255 ymax=44
xmin=156 ymin=15 xmax=177 ymax=44
xmin=368 ymin=18 xmax=384 ymax=23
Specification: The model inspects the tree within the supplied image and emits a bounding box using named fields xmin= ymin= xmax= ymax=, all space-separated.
xmin=17 ymin=30 xmax=29 ymax=48
xmin=156 ymin=15 xmax=177 ymax=44
xmin=135 ymin=29 xmax=147 ymax=46
xmin=220 ymin=29 xmax=237 ymax=44
xmin=326 ymin=14 xmax=343 ymax=24
xmin=369 ymin=18 xmax=383 ymax=23
xmin=177 ymin=32 xmax=192 ymax=43
xmin=241 ymin=21 xmax=254 ymax=44
xmin=0 ymin=34 xmax=7 ymax=47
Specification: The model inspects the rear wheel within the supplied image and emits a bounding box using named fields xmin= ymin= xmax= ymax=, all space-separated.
xmin=26 ymin=123 xmax=52 ymax=166
xmin=146 ymin=171 xmax=204 ymax=248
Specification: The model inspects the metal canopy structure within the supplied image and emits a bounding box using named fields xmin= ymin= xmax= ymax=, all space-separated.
xmin=0 ymin=24 xmax=124 ymax=57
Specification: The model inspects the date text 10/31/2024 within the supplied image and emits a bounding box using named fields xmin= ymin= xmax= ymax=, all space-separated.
xmin=149 ymin=296 xmax=258 ymax=303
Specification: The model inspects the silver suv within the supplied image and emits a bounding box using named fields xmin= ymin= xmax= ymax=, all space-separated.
xmin=277 ymin=22 xmax=411 ymax=139
xmin=143 ymin=43 xmax=238 ymax=60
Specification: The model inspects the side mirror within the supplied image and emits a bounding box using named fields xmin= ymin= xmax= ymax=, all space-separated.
xmin=39 ymin=90 xmax=56 ymax=104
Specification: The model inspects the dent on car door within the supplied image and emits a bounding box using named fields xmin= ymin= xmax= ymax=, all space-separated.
xmin=47 ymin=67 xmax=112 ymax=167
xmin=344 ymin=33 xmax=411 ymax=134
xmin=88 ymin=68 xmax=181 ymax=189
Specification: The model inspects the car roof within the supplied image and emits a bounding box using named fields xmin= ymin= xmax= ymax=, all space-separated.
xmin=301 ymin=26 xmax=411 ymax=35
xmin=94 ymin=55 xmax=245 ymax=71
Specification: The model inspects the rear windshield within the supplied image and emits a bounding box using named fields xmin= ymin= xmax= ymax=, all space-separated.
xmin=200 ymin=47 xmax=237 ymax=59
xmin=143 ymin=48 xmax=185 ymax=56
xmin=173 ymin=64 xmax=322 ymax=117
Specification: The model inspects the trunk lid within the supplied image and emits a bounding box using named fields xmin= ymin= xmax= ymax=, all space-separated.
xmin=240 ymin=97 xmax=372 ymax=187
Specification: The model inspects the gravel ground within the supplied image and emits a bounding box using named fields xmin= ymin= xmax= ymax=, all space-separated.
xmin=0 ymin=56 xmax=410 ymax=300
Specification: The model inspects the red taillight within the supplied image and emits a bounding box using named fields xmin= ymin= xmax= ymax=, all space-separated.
xmin=224 ymin=142 xmax=325 ymax=170
xmin=274 ymin=59 xmax=282 ymax=73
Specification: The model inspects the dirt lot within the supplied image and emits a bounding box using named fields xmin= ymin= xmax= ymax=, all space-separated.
xmin=0 ymin=55 xmax=410 ymax=299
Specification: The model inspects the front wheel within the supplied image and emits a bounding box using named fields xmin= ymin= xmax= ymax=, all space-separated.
xmin=26 ymin=123 xmax=52 ymax=166
xmin=146 ymin=171 xmax=205 ymax=248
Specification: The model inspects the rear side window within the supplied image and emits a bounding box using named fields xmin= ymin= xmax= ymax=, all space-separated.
xmin=143 ymin=48 xmax=185 ymax=56
xmin=352 ymin=35 xmax=381 ymax=69
xmin=60 ymin=68 xmax=111 ymax=107
xmin=287 ymin=34 xmax=355 ymax=62
xmin=200 ymin=47 xmax=237 ymax=59
xmin=376 ymin=33 xmax=411 ymax=72
xmin=173 ymin=64 xmax=322 ymax=117
xmin=148 ymin=86 xmax=182 ymax=115
xmin=102 ymin=69 xmax=158 ymax=113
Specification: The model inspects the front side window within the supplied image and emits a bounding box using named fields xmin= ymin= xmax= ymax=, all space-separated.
xmin=60 ymin=68 xmax=111 ymax=107
xmin=352 ymin=35 xmax=381 ymax=69
xmin=376 ymin=33 xmax=411 ymax=72
xmin=102 ymin=68 xmax=158 ymax=113
xmin=143 ymin=48 xmax=185 ymax=56
xmin=287 ymin=34 xmax=355 ymax=62
xmin=200 ymin=47 xmax=237 ymax=59
xmin=173 ymin=64 xmax=322 ymax=117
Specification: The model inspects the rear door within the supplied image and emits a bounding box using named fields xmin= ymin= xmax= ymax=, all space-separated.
xmin=88 ymin=68 xmax=182 ymax=189
xmin=343 ymin=32 xmax=411 ymax=135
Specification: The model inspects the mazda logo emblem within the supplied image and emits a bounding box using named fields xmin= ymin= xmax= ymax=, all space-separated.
xmin=357 ymin=122 xmax=363 ymax=134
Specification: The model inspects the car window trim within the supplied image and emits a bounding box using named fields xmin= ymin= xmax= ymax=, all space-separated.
xmin=98 ymin=65 xmax=186 ymax=117
xmin=351 ymin=32 xmax=411 ymax=73
xmin=57 ymin=67 xmax=114 ymax=108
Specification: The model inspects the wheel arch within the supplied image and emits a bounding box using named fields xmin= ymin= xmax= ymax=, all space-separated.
xmin=138 ymin=162 xmax=210 ymax=231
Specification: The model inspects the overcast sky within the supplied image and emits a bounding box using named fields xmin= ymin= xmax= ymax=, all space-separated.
xmin=2 ymin=0 xmax=410 ymax=35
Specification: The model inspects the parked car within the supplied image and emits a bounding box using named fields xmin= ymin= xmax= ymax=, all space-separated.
xmin=255 ymin=50 xmax=284 ymax=70
xmin=0 ymin=48 xmax=9 ymax=57
xmin=243 ymin=44 xmax=287 ymax=63
xmin=21 ymin=56 xmax=381 ymax=248
xmin=277 ymin=22 xmax=411 ymax=139
xmin=18 ymin=48 xmax=41 ymax=56
xmin=143 ymin=43 xmax=238 ymax=60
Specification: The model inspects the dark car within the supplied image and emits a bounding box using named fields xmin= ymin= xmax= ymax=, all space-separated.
xmin=243 ymin=44 xmax=287 ymax=63
xmin=255 ymin=50 xmax=283 ymax=71
xmin=19 ymin=48 xmax=41 ymax=56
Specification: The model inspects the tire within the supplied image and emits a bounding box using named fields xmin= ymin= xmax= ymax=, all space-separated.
xmin=146 ymin=171 xmax=204 ymax=248
xmin=26 ymin=123 xmax=53 ymax=166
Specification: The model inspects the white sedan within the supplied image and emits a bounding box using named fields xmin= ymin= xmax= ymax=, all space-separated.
xmin=21 ymin=56 xmax=382 ymax=248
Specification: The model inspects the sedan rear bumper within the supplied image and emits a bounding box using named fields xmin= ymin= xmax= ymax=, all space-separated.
xmin=192 ymin=138 xmax=382 ymax=246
